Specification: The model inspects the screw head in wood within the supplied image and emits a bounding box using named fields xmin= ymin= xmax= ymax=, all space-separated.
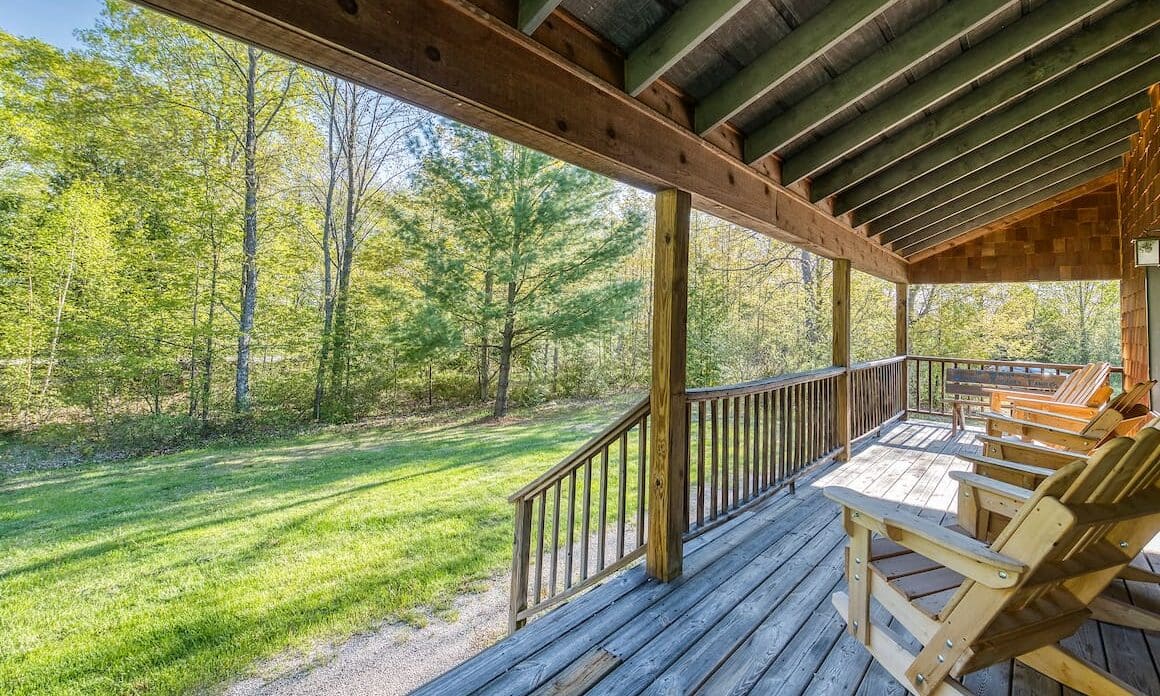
xmin=938 ymin=655 xmax=945 ymax=663
xmin=1120 ymin=540 xmax=1129 ymax=548
xmin=916 ymin=674 xmax=925 ymax=683
xmin=998 ymin=570 xmax=1008 ymax=579
xmin=945 ymin=639 xmax=953 ymax=648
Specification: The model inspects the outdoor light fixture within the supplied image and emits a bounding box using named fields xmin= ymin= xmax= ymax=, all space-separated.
xmin=1134 ymin=235 xmax=1160 ymax=267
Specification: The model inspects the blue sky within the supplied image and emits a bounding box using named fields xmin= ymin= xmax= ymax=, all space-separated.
xmin=0 ymin=0 xmax=104 ymax=49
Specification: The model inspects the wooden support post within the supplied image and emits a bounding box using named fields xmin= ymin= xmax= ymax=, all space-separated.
xmin=834 ymin=259 xmax=852 ymax=461
xmin=896 ymin=281 xmax=909 ymax=421
xmin=647 ymin=189 xmax=690 ymax=582
xmin=508 ymin=498 xmax=533 ymax=633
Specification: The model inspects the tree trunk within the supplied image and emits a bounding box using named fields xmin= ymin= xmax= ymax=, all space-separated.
xmin=479 ymin=271 xmax=493 ymax=401
xmin=201 ymin=228 xmax=220 ymax=425
xmin=235 ymin=46 xmax=260 ymax=413
xmin=41 ymin=235 xmax=77 ymax=402
xmin=188 ymin=261 xmax=201 ymax=418
xmin=327 ymin=86 xmax=359 ymax=416
xmin=313 ymin=83 xmax=340 ymax=420
xmin=493 ymin=281 xmax=517 ymax=418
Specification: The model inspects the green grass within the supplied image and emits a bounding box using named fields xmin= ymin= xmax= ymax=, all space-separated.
xmin=0 ymin=397 xmax=633 ymax=695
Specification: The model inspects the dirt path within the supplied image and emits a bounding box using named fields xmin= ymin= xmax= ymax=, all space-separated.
xmin=226 ymin=575 xmax=509 ymax=696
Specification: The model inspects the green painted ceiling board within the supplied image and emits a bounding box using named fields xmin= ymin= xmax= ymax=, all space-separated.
xmin=850 ymin=96 xmax=1147 ymax=226
xmin=778 ymin=0 xmax=1133 ymax=186
xmin=625 ymin=0 xmax=753 ymax=96
xmin=742 ymin=0 xmax=1010 ymax=162
xmin=895 ymin=159 xmax=1124 ymax=256
xmin=693 ymin=0 xmax=892 ymax=134
xmin=832 ymin=51 xmax=1159 ymax=214
xmin=878 ymin=136 xmax=1132 ymax=245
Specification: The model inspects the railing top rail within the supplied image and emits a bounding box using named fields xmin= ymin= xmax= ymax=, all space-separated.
xmin=850 ymin=355 xmax=907 ymax=371
xmin=906 ymin=356 xmax=1124 ymax=374
xmin=686 ymin=365 xmax=844 ymax=400
xmin=509 ymin=395 xmax=649 ymax=503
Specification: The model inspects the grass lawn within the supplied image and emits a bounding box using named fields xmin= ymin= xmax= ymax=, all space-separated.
xmin=0 ymin=397 xmax=633 ymax=695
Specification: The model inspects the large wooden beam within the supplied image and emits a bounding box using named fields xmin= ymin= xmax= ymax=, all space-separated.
xmin=896 ymin=160 xmax=1123 ymax=257
xmin=807 ymin=12 xmax=1160 ymax=198
xmin=134 ymin=0 xmax=909 ymax=283
xmin=647 ymin=189 xmax=690 ymax=582
xmin=850 ymin=95 xmax=1149 ymax=226
xmin=743 ymin=0 xmax=1010 ymax=163
xmin=833 ymin=258 xmax=852 ymax=462
xmin=778 ymin=0 xmax=1131 ymax=185
xmin=624 ymin=0 xmax=751 ymax=97
xmin=875 ymin=131 xmax=1133 ymax=244
xmin=835 ymin=61 xmax=1158 ymax=216
xmin=907 ymin=173 xmax=1119 ymax=263
xmin=693 ymin=0 xmax=892 ymax=135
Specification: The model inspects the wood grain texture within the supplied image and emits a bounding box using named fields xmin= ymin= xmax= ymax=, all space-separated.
xmin=1120 ymin=83 xmax=1160 ymax=396
xmin=647 ymin=189 xmax=690 ymax=582
xmin=833 ymin=259 xmax=852 ymax=461
xmin=908 ymin=187 xmax=1121 ymax=284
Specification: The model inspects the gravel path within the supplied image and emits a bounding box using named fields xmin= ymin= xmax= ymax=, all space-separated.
xmin=225 ymin=575 xmax=509 ymax=696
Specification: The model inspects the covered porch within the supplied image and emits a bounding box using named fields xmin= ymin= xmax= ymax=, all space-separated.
xmin=416 ymin=420 xmax=1160 ymax=695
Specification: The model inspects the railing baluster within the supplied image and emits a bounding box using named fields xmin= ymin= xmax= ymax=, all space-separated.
xmin=617 ymin=431 xmax=627 ymax=559
xmin=550 ymin=481 xmax=560 ymax=598
xmin=534 ymin=493 xmax=545 ymax=604
xmin=637 ymin=415 xmax=647 ymax=548
xmin=598 ymin=448 xmax=609 ymax=572
xmin=742 ymin=393 xmax=751 ymax=502
xmin=696 ymin=402 xmax=706 ymax=529
xmin=580 ymin=458 xmax=591 ymax=581
xmin=565 ymin=469 xmax=576 ymax=589
xmin=705 ymin=396 xmax=714 ymax=522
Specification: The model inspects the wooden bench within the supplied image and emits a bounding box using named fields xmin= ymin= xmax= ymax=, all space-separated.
xmin=944 ymin=368 xmax=1065 ymax=434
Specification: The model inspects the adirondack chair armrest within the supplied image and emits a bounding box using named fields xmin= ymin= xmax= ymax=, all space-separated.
xmin=983 ymin=387 xmax=1055 ymax=411
xmin=1008 ymin=406 xmax=1090 ymax=427
xmin=954 ymin=453 xmax=1056 ymax=482
xmin=949 ymin=470 xmax=1035 ymax=506
xmin=975 ymin=435 xmax=1087 ymax=468
xmin=824 ymin=486 xmax=1027 ymax=588
xmin=1006 ymin=400 xmax=1098 ymax=419
xmin=984 ymin=411 xmax=1099 ymax=440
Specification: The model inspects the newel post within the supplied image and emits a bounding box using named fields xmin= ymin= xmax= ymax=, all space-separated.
xmin=896 ymin=281 xmax=909 ymax=420
xmin=833 ymin=259 xmax=852 ymax=461
xmin=647 ymin=188 xmax=690 ymax=582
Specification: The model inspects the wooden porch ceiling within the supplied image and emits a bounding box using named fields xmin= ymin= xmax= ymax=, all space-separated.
xmin=132 ymin=0 xmax=1159 ymax=278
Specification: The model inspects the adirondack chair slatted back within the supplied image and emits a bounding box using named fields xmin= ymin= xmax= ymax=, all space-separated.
xmin=909 ymin=428 xmax=1160 ymax=685
xmin=1074 ymin=380 xmax=1156 ymax=439
xmin=1059 ymin=362 xmax=1112 ymax=406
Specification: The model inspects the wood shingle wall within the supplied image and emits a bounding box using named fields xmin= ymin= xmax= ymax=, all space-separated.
xmin=1120 ymin=84 xmax=1160 ymax=392
xmin=908 ymin=187 xmax=1121 ymax=284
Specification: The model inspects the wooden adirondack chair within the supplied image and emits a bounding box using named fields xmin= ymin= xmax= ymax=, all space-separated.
xmin=986 ymin=362 xmax=1112 ymax=413
xmin=826 ymin=427 xmax=1160 ymax=695
xmin=955 ymin=423 xmax=1160 ymax=632
xmin=983 ymin=380 xmax=1156 ymax=452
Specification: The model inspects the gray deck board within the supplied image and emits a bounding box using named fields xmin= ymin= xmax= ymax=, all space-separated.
xmin=415 ymin=421 xmax=1160 ymax=695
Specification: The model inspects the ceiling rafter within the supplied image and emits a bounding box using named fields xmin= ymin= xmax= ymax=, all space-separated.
xmin=518 ymin=0 xmax=562 ymax=34
xmin=624 ymin=0 xmax=752 ymax=97
xmin=895 ymin=158 xmax=1124 ymax=256
xmin=849 ymin=93 xmax=1149 ymax=227
xmin=692 ymin=0 xmax=893 ymax=135
xmin=804 ymin=2 xmax=1160 ymax=197
xmin=742 ymin=0 xmax=1011 ymax=164
xmin=776 ymin=0 xmax=1127 ymax=185
xmin=877 ymin=135 xmax=1132 ymax=245
xmin=835 ymin=58 xmax=1160 ymax=216
xmin=907 ymin=173 xmax=1119 ymax=263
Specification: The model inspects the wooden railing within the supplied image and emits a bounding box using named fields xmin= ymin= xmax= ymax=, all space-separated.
xmin=906 ymin=356 xmax=1124 ymax=420
xmin=850 ymin=356 xmax=907 ymax=442
xmin=507 ymin=362 xmax=901 ymax=630
xmin=506 ymin=396 xmax=650 ymax=631
xmin=683 ymin=366 xmax=844 ymax=538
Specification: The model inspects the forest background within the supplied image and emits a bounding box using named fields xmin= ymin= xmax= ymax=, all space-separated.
xmin=0 ymin=1 xmax=1123 ymax=460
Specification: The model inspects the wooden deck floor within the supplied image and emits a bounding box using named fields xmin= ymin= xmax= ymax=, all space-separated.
xmin=415 ymin=421 xmax=1160 ymax=695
